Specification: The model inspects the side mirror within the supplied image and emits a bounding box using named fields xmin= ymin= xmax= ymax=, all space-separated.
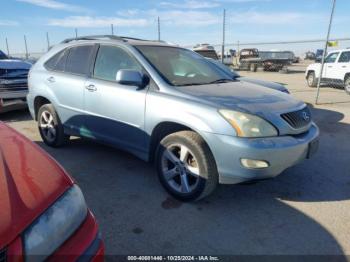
xmin=116 ymin=69 xmax=149 ymax=88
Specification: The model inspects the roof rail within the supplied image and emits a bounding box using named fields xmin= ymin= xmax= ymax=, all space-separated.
xmin=61 ymin=35 xmax=149 ymax=44
xmin=61 ymin=35 xmax=126 ymax=44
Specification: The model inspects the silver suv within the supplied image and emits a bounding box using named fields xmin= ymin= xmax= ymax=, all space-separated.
xmin=27 ymin=35 xmax=319 ymax=201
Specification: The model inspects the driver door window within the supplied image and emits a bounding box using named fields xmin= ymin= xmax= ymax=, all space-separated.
xmin=93 ymin=45 xmax=142 ymax=82
xmin=325 ymin=52 xmax=339 ymax=63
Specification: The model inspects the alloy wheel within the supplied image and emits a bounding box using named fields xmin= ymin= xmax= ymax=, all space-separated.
xmin=161 ymin=144 xmax=200 ymax=194
xmin=39 ymin=110 xmax=56 ymax=142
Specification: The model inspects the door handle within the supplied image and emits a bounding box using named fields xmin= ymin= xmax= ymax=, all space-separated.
xmin=328 ymin=66 xmax=333 ymax=68
xmin=342 ymin=66 xmax=347 ymax=68
xmin=85 ymin=84 xmax=97 ymax=92
xmin=47 ymin=76 xmax=55 ymax=83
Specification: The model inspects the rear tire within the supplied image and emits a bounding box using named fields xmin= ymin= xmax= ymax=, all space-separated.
xmin=156 ymin=131 xmax=218 ymax=201
xmin=38 ymin=104 xmax=69 ymax=147
xmin=345 ymin=76 xmax=350 ymax=95
xmin=307 ymin=72 xmax=317 ymax=87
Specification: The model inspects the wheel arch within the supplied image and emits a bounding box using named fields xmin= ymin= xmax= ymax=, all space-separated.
xmin=34 ymin=96 xmax=52 ymax=120
xmin=344 ymin=72 xmax=350 ymax=83
xmin=307 ymin=69 xmax=315 ymax=77
xmin=148 ymin=121 xmax=213 ymax=163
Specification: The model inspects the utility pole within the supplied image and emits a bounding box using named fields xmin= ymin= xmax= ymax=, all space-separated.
xmin=46 ymin=32 xmax=50 ymax=51
xmin=75 ymin=28 xmax=78 ymax=39
xmin=236 ymin=40 xmax=240 ymax=66
xmin=24 ymin=35 xmax=29 ymax=60
xmin=157 ymin=16 xmax=161 ymax=41
xmin=5 ymin=38 xmax=10 ymax=56
xmin=111 ymin=24 xmax=114 ymax=35
xmin=221 ymin=9 xmax=226 ymax=63
xmin=315 ymin=0 xmax=336 ymax=104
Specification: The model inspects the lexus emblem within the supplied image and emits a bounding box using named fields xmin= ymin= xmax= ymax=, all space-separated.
xmin=302 ymin=111 xmax=310 ymax=121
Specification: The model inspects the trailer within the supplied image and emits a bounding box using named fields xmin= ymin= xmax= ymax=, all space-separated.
xmin=233 ymin=49 xmax=295 ymax=72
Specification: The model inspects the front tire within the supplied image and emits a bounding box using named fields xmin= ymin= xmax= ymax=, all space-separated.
xmin=38 ymin=104 xmax=69 ymax=147
xmin=156 ymin=131 xmax=218 ymax=201
xmin=344 ymin=76 xmax=350 ymax=95
xmin=250 ymin=63 xmax=257 ymax=72
xmin=307 ymin=71 xmax=317 ymax=87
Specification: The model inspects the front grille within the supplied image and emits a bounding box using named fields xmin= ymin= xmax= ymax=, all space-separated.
xmin=281 ymin=106 xmax=312 ymax=129
xmin=0 ymin=83 xmax=28 ymax=88
xmin=0 ymin=248 xmax=7 ymax=262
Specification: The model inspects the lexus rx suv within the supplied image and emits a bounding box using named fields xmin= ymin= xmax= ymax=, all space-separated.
xmin=27 ymin=35 xmax=319 ymax=201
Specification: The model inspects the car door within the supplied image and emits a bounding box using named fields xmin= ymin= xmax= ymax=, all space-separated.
xmin=83 ymin=44 xmax=148 ymax=154
xmin=335 ymin=51 xmax=350 ymax=82
xmin=323 ymin=52 xmax=339 ymax=83
xmin=45 ymin=45 xmax=95 ymax=132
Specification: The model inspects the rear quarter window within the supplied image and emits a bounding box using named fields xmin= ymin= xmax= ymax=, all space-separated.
xmin=65 ymin=45 xmax=94 ymax=75
xmin=44 ymin=49 xmax=67 ymax=71
xmin=338 ymin=51 xmax=350 ymax=63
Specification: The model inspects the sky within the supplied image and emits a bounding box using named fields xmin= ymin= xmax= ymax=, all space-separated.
xmin=0 ymin=0 xmax=349 ymax=55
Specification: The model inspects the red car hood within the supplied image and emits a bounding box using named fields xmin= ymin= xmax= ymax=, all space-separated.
xmin=0 ymin=123 xmax=73 ymax=249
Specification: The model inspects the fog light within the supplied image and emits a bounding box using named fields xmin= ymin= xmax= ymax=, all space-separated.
xmin=241 ymin=158 xmax=269 ymax=169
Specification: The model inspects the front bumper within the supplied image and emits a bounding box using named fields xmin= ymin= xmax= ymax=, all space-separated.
xmin=0 ymin=90 xmax=28 ymax=113
xmin=203 ymin=123 xmax=319 ymax=184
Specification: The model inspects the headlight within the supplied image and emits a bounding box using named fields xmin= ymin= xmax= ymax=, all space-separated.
xmin=219 ymin=109 xmax=278 ymax=137
xmin=24 ymin=185 xmax=87 ymax=261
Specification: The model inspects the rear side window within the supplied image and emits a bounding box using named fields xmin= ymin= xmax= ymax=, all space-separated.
xmin=65 ymin=45 xmax=94 ymax=75
xmin=45 ymin=49 xmax=67 ymax=71
xmin=338 ymin=51 xmax=350 ymax=63
xmin=93 ymin=45 xmax=141 ymax=82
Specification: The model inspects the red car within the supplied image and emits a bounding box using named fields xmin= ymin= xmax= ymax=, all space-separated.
xmin=0 ymin=122 xmax=104 ymax=261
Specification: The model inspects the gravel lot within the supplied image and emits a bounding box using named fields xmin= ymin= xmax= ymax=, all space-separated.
xmin=1 ymin=69 xmax=350 ymax=257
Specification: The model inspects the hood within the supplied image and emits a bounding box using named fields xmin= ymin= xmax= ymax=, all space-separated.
xmin=0 ymin=59 xmax=32 ymax=70
xmin=174 ymin=80 xmax=304 ymax=119
xmin=238 ymin=77 xmax=289 ymax=93
xmin=307 ymin=63 xmax=321 ymax=70
xmin=0 ymin=123 xmax=72 ymax=249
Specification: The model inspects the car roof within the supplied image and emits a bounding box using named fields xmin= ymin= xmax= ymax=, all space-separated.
xmin=329 ymin=49 xmax=350 ymax=53
xmin=60 ymin=35 xmax=175 ymax=48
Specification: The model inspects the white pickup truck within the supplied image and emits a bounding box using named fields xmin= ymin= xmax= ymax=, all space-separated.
xmin=306 ymin=49 xmax=350 ymax=94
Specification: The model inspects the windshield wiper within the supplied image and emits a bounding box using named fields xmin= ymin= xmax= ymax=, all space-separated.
xmin=208 ymin=79 xmax=234 ymax=84
xmin=175 ymin=82 xmax=208 ymax=86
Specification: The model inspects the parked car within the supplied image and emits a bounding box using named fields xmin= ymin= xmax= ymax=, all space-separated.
xmin=27 ymin=35 xmax=319 ymax=201
xmin=207 ymin=58 xmax=290 ymax=93
xmin=315 ymin=49 xmax=324 ymax=63
xmin=234 ymin=49 xmax=294 ymax=72
xmin=0 ymin=50 xmax=31 ymax=113
xmin=193 ymin=44 xmax=219 ymax=60
xmin=305 ymin=51 xmax=316 ymax=60
xmin=0 ymin=122 xmax=104 ymax=261
xmin=306 ymin=49 xmax=350 ymax=94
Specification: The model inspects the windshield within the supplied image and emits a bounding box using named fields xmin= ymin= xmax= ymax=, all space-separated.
xmin=206 ymin=59 xmax=240 ymax=79
xmin=0 ymin=50 xmax=8 ymax=60
xmin=136 ymin=46 xmax=233 ymax=86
